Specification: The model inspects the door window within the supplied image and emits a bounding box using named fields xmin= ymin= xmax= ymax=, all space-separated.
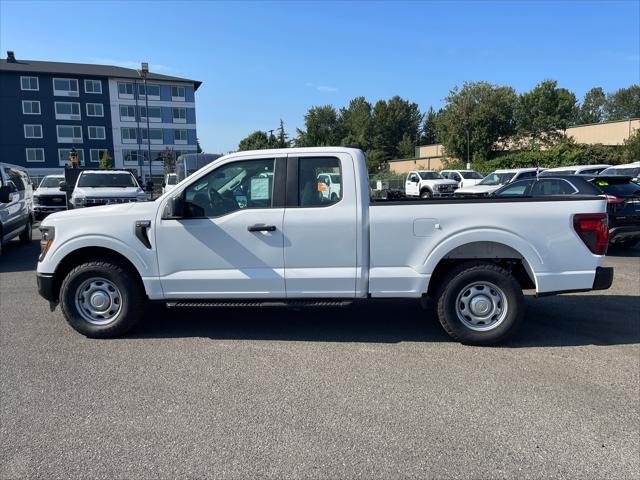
xmin=298 ymin=157 xmax=342 ymax=207
xmin=3 ymin=168 xmax=25 ymax=191
xmin=530 ymin=179 xmax=578 ymax=196
xmin=184 ymin=158 xmax=275 ymax=217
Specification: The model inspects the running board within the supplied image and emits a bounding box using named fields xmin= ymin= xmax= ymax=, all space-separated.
xmin=166 ymin=299 xmax=353 ymax=308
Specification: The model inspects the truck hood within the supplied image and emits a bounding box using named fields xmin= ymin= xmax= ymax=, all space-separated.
xmin=34 ymin=187 xmax=65 ymax=196
xmin=422 ymin=179 xmax=458 ymax=186
xmin=456 ymin=184 xmax=501 ymax=194
xmin=72 ymin=187 xmax=145 ymax=198
xmin=42 ymin=200 xmax=157 ymax=224
xmin=461 ymin=179 xmax=482 ymax=187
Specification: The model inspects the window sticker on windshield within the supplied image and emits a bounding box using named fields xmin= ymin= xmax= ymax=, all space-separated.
xmin=250 ymin=177 xmax=270 ymax=200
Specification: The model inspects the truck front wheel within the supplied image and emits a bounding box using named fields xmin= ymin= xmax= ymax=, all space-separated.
xmin=436 ymin=262 xmax=524 ymax=345
xmin=59 ymin=260 xmax=144 ymax=338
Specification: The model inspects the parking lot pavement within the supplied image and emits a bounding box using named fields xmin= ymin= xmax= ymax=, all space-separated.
xmin=1 ymin=228 xmax=638 ymax=479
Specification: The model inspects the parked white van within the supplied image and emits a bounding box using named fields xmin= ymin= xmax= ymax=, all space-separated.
xmin=0 ymin=163 xmax=34 ymax=258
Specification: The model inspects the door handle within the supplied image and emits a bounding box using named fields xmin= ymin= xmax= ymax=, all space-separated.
xmin=248 ymin=224 xmax=276 ymax=232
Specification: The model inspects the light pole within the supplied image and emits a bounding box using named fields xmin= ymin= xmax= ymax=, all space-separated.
xmin=139 ymin=62 xmax=153 ymax=197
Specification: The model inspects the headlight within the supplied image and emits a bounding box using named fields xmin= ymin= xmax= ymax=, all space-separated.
xmin=39 ymin=226 xmax=55 ymax=261
xmin=73 ymin=196 xmax=85 ymax=207
xmin=33 ymin=195 xmax=40 ymax=205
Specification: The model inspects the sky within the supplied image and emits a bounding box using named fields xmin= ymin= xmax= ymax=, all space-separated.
xmin=1 ymin=0 xmax=638 ymax=153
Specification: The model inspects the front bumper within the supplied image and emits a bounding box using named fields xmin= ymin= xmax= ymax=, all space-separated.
xmin=34 ymin=206 xmax=66 ymax=214
xmin=609 ymin=225 xmax=640 ymax=244
xmin=37 ymin=273 xmax=56 ymax=303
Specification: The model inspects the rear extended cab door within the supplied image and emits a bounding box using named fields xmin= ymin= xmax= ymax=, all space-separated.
xmin=282 ymin=151 xmax=367 ymax=298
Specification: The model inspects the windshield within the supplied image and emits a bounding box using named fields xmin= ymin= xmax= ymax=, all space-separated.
xmin=167 ymin=174 xmax=177 ymax=185
xmin=419 ymin=171 xmax=442 ymax=180
xmin=77 ymin=172 xmax=138 ymax=188
xmin=479 ymin=172 xmax=516 ymax=186
xmin=40 ymin=176 xmax=64 ymax=188
xmin=460 ymin=171 xmax=483 ymax=179
xmin=600 ymin=166 xmax=640 ymax=177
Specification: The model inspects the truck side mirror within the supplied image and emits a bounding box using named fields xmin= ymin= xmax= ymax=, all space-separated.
xmin=59 ymin=181 xmax=67 ymax=192
xmin=0 ymin=185 xmax=12 ymax=203
xmin=163 ymin=195 xmax=184 ymax=219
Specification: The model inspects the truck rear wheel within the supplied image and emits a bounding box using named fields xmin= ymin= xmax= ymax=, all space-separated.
xmin=436 ymin=262 xmax=524 ymax=345
xmin=59 ymin=260 xmax=144 ymax=338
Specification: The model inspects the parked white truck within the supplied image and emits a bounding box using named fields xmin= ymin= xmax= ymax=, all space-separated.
xmin=37 ymin=147 xmax=613 ymax=345
xmin=405 ymin=170 xmax=458 ymax=197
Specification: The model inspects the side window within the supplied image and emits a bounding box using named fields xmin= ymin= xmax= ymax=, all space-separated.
xmin=453 ymin=174 xmax=461 ymax=182
xmin=183 ymin=158 xmax=274 ymax=217
xmin=298 ymin=157 xmax=342 ymax=207
xmin=531 ymin=179 xmax=577 ymax=196
xmin=495 ymin=180 xmax=532 ymax=196
xmin=4 ymin=168 xmax=25 ymax=191
xmin=408 ymin=173 xmax=418 ymax=182
xmin=517 ymin=171 xmax=537 ymax=180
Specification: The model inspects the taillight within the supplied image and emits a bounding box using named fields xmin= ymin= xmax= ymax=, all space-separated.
xmin=605 ymin=195 xmax=624 ymax=204
xmin=573 ymin=213 xmax=608 ymax=255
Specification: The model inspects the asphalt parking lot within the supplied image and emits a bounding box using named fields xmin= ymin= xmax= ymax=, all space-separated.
xmin=1 ymin=227 xmax=638 ymax=479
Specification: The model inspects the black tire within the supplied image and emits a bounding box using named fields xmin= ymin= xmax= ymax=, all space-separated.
xmin=436 ymin=262 xmax=524 ymax=345
xmin=59 ymin=260 xmax=145 ymax=338
xmin=420 ymin=189 xmax=432 ymax=199
xmin=19 ymin=217 xmax=32 ymax=244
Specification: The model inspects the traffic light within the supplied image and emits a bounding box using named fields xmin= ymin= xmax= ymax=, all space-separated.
xmin=69 ymin=147 xmax=78 ymax=168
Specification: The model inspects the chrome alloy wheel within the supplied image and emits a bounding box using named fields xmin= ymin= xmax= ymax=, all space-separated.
xmin=455 ymin=281 xmax=508 ymax=331
xmin=75 ymin=277 xmax=123 ymax=325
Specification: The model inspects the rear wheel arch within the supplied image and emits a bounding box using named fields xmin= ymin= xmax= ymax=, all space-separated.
xmin=52 ymin=246 xmax=146 ymax=303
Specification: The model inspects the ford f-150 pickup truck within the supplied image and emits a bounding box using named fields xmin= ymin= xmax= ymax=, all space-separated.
xmin=36 ymin=147 xmax=613 ymax=345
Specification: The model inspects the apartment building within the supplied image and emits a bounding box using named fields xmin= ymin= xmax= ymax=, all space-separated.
xmin=0 ymin=51 xmax=201 ymax=180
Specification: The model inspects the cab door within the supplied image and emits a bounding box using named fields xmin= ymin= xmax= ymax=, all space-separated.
xmin=405 ymin=172 xmax=419 ymax=196
xmin=156 ymin=156 xmax=287 ymax=299
xmin=282 ymin=153 xmax=358 ymax=298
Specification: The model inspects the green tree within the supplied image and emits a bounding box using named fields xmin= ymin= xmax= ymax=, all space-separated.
xmin=98 ymin=149 xmax=112 ymax=169
xmin=160 ymin=147 xmax=176 ymax=174
xmin=579 ymin=87 xmax=606 ymax=124
xmin=338 ymin=96 xmax=373 ymax=150
xmin=238 ymin=130 xmax=270 ymax=151
xmin=604 ymin=85 xmax=640 ymax=121
xmin=515 ymin=80 xmax=578 ymax=146
xmin=276 ymin=119 xmax=289 ymax=148
xmin=397 ymin=133 xmax=415 ymax=158
xmin=437 ymin=81 xmax=518 ymax=162
xmin=623 ymin=129 xmax=640 ymax=162
xmin=295 ymin=105 xmax=342 ymax=147
xmin=370 ymin=96 xmax=421 ymax=160
xmin=421 ymin=107 xmax=439 ymax=145
xmin=364 ymin=149 xmax=386 ymax=173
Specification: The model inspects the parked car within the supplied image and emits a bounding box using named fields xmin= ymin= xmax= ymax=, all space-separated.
xmin=64 ymin=170 xmax=147 ymax=208
xmin=33 ymin=174 xmax=67 ymax=220
xmin=0 ymin=162 xmax=34 ymax=258
xmin=492 ymin=174 xmax=640 ymax=248
xmin=317 ymin=172 xmax=342 ymax=201
xmin=599 ymin=162 xmax=640 ymax=184
xmin=455 ymin=168 xmax=543 ymax=196
xmin=539 ymin=164 xmax=611 ymax=176
xmin=37 ymin=147 xmax=613 ymax=345
xmin=162 ymin=173 xmax=178 ymax=195
xmin=440 ymin=169 xmax=484 ymax=188
xmin=590 ymin=175 xmax=640 ymax=248
xmin=404 ymin=170 xmax=458 ymax=197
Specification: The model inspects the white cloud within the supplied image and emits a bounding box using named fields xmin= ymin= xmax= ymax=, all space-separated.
xmin=305 ymin=82 xmax=338 ymax=92
xmin=86 ymin=57 xmax=173 ymax=73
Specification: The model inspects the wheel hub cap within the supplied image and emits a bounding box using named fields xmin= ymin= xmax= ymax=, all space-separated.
xmin=75 ymin=278 xmax=122 ymax=325
xmin=455 ymin=281 xmax=508 ymax=332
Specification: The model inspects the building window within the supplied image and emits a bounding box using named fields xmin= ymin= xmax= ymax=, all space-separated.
xmin=171 ymin=85 xmax=185 ymax=101
xmin=56 ymin=125 xmax=83 ymax=143
xmin=55 ymin=102 xmax=81 ymax=120
xmin=121 ymin=127 xmax=138 ymax=143
xmin=22 ymin=100 xmax=41 ymax=115
xmin=24 ymin=124 xmax=43 ymax=139
xmin=89 ymin=149 xmax=107 ymax=162
xmin=172 ymin=107 xmax=187 ymax=123
xmin=88 ymin=126 xmax=106 ymax=140
xmin=119 ymin=105 xmax=136 ymax=121
xmin=86 ymin=103 xmax=104 ymax=117
xmin=58 ymin=148 xmax=84 ymax=166
xmin=118 ymin=82 xmax=134 ymax=98
xmin=123 ymin=149 xmax=147 ymax=163
xmin=140 ymin=105 xmax=161 ymax=122
xmin=53 ymin=78 xmax=79 ymax=96
xmin=84 ymin=79 xmax=102 ymax=94
xmin=141 ymin=128 xmax=163 ymax=143
xmin=21 ymin=76 xmax=39 ymax=91
xmin=25 ymin=148 xmax=45 ymax=162
xmin=173 ymin=129 xmax=188 ymax=144
xmin=138 ymin=83 xmax=160 ymax=99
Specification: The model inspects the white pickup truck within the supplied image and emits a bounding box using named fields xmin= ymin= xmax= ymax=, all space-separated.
xmin=36 ymin=147 xmax=613 ymax=345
